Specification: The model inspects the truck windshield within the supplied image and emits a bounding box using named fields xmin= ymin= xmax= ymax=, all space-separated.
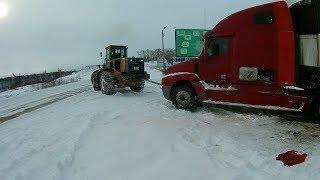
xmin=110 ymin=49 xmax=120 ymax=59
xmin=110 ymin=48 xmax=126 ymax=60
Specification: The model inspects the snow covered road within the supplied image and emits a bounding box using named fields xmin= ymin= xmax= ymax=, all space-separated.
xmin=0 ymin=85 xmax=91 ymax=123
xmin=0 ymin=66 xmax=320 ymax=180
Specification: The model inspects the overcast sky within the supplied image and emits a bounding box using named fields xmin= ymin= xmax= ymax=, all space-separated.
xmin=0 ymin=0 xmax=298 ymax=77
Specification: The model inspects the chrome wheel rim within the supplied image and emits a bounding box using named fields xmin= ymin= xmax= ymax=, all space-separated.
xmin=176 ymin=91 xmax=191 ymax=108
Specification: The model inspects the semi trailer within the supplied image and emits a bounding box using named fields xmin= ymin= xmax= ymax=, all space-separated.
xmin=162 ymin=0 xmax=320 ymax=121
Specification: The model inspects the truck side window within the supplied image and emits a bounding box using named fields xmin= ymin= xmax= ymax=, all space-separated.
xmin=207 ymin=38 xmax=229 ymax=57
xmin=254 ymin=11 xmax=274 ymax=24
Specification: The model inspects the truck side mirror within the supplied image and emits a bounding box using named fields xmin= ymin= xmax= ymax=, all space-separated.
xmin=100 ymin=52 xmax=103 ymax=58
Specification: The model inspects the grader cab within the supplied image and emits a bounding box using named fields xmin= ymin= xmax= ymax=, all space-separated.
xmin=91 ymin=45 xmax=150 ymax=95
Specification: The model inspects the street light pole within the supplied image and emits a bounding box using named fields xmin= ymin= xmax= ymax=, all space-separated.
xmin=161 ymin=26 xmax=167 ymax=70
xmin=162 ymin=26 xmax=167 ymax=59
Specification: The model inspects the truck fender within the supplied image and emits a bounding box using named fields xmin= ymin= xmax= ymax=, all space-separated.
xmin=162 ymin=72 xmax=207 ymax=101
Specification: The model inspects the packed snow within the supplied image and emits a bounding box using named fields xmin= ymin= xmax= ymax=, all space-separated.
xmin=0 ymin=63 xmax=319 ymax=180
xmin=200 ymin=81 xmax=238 ymax=91
xmin=284 ymin=86 xmax=305 ymax=91
xmin=163 ymin=72 xmax=200 ymax=79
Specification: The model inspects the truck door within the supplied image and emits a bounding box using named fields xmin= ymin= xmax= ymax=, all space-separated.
xmin=198 ymin=37 xmax=231 ymax=83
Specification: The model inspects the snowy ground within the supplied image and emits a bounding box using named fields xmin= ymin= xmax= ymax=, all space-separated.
xmin=0 ymin=63 xmax=320 ymax=180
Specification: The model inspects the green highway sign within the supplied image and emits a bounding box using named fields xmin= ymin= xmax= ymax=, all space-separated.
xmin=175 ymin=29 xmax=209 ymax=57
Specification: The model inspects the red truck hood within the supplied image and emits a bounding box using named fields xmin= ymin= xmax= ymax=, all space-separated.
xmin=165 ymin=59 xmax=197 ymax=75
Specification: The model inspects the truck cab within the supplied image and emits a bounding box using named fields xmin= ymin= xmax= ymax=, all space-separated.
xmin=105 ymin=45 xmax=127 ymax=61
xmin=162 ymin=0 xmax=320 ymax=121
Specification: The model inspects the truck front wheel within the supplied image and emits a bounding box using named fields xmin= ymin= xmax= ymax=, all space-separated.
xmin=313 ymin=98 xmax=320 ymax=123
xmin=130 ymin=81 xmax=145 ymax=92
xmin=171 ymin=85 xmax=198 ymax=111
xmin=100 ymin=73 xmax=116 ymax=95
xmin=91 ymin=70 xmax=102 ymax=91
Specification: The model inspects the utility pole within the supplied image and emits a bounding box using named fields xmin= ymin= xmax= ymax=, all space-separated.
xmin=162 ymin=26 xmax=167 ymax=59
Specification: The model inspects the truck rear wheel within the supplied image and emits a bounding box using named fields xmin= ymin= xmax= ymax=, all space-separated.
xmin=171 ymin=85 xmax=198 ymax=111
xmin=313 ymin=98 xmax=320 ymax=123
xmin=100 ymin=73 xmax=116 ymax=95
xmin=91 ymin=70 xmax=102 ymax=91
xmin=130 ymin=81 xmax=145 ymax=92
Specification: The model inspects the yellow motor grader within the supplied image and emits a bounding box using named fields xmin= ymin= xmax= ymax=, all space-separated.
xmin=91 ymin=45 xmax=150 ymax=95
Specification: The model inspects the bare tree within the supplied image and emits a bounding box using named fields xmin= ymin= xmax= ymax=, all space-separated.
xmin=137 ymin=48 xmax=175 ymax=62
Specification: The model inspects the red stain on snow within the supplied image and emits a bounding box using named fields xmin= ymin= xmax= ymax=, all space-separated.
xmin=276 ymin=150 xmax=307 ymax=167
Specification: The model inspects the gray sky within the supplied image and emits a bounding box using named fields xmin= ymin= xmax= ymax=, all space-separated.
xmin=0 ymin=0 xmax=297 ymax=77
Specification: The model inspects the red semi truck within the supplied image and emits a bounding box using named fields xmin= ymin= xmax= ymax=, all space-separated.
xmin=162 ymin=0 xmax=320 ymax=121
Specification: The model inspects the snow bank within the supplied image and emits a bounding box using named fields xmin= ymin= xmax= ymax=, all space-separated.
xmin=0 ymin=68 xmax=95 ymax=99
xmin=145 ymin=62 xmax=163 ymax=83
xmin=0 ymin=85 xmax=36 ymax=99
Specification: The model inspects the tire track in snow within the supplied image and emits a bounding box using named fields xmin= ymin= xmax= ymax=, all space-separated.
xmin=0 ymin=89 xmax=112 ymax=180
xmin=57 ymin=111 xmax=125 ymax=180
xmin=175 ymin=120 xmax=262 ymax=170
xmin=0 ymin=85 xmax=91 ymax=115
xmin=57 ymin=113 xmax=100 ymax=180
xmin=0 ymin=134 xmax=63 ymax=180
xmin=58 ymin=88 xmax=163 ymax=179
xmin=0 ymin=86 xmax=91 ymax=124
